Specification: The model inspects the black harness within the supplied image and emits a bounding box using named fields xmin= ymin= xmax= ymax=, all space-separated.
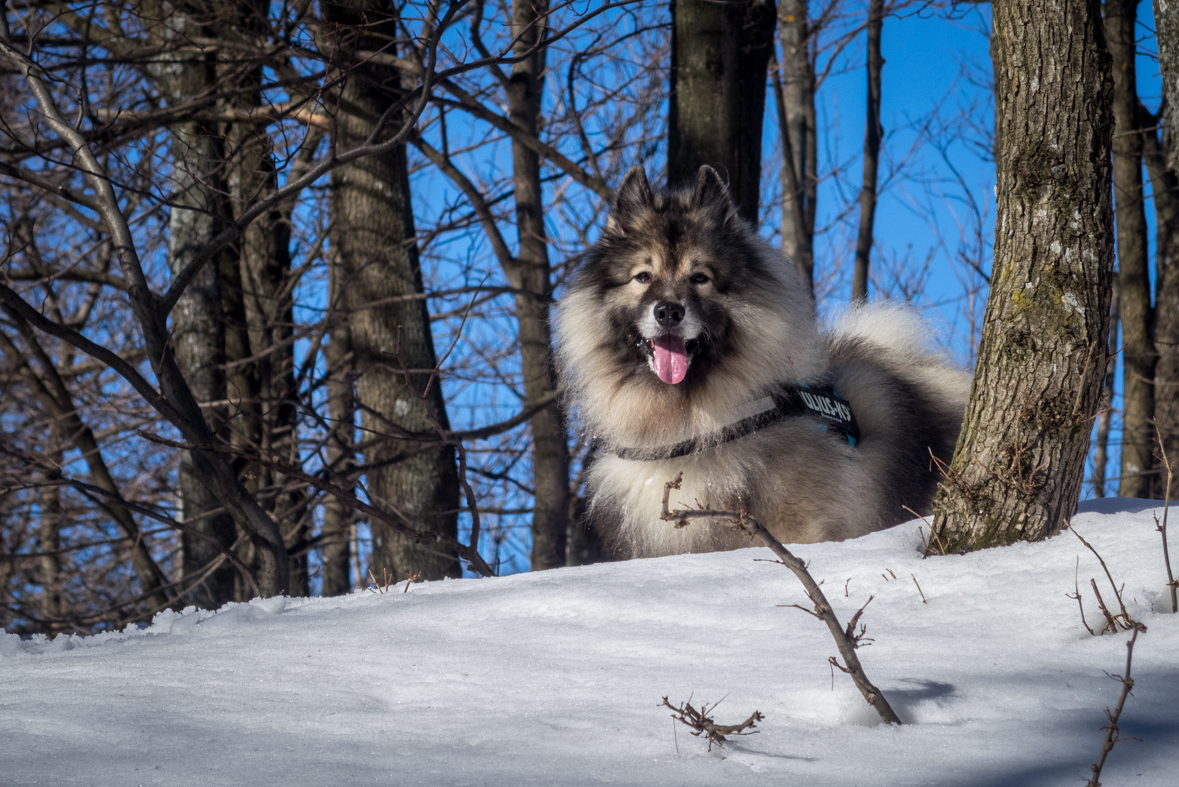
xmin=611 ymin=382 xmax=861 ymax=461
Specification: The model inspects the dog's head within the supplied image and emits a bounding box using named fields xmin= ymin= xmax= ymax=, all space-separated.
xmin=558 ymin=165 xmax=820 ymax=443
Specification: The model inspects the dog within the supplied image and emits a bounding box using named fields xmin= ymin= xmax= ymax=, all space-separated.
xmin=555 ymin=165 xmax=970 ymax=558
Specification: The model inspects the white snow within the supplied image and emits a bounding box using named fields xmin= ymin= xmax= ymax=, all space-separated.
xmin=3 ymin=499 xmax=1178 ymax=786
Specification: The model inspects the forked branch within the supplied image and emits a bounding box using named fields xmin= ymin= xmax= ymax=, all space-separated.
xmin=660 ymin=473 xmax=902 ymax=725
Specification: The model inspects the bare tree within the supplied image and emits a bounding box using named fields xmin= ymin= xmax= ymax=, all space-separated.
xmin=323 ymin=0 xmax=461 ymax=582
xmin=504 ymin=0 xmax=571 ymax=571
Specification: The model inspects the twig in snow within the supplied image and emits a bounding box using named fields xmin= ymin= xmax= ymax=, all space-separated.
xmin=660 ymin=473 xmax=903 ymax=725
xmin=1066 ymin=522 xmax=1145 ymax=635
xmin=367 ymin=567 xmax=394 ymax=594
xmin=1151 ymin=426 xmax=1177 ymax=613
xmin=1085 ymin=628 xmax=1142 ymax=787
xmin=903 ymin=504 xmax=943 ymax=558
xmin=1068 ymin=557 xmax=1097 ymax=636
xmin=660 ymin=696 xmax=763 ymax=751
xmin=403 ymin=571 xmax=423 ymax=593
xmin=911 ymin=574 xmax=927 ymax=604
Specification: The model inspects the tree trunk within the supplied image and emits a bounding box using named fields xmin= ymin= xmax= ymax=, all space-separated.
xmin=777 ymin=0 xmax=817 ymax=291
xmin=504 ymin=0 xmax=570 ymax=571
xmin=928 ymin=0 xmax=1113 ymax=552
xmin=1091 ymin=279 xmax=1119 ymax=497
xmin=851 ymin=0 xmax=884 ymax=302
xmin=1142 ymin=104 xmax=1179 ymax=497
xmin=668 ymin=0 xmax=777 ymax=224
xmin=148 ymin=4 xmax=238 ymax=606
xmin=220 ymin=8 xmax=308 ymax=593
xmin=1105 ymin=0 xmax=1154 ymax=498
xmin=325 ymin=0 xmax=460 ymax=582
xmin=321 ymin=257 xmax=356 ymax=596
xmin=38 ymin=432 xmax=63 ymax=626
xmin=1155 ymin=0 xmax=1179 ymax=171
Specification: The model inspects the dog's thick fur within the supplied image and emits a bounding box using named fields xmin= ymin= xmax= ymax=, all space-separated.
xmin=555 ymin=166 xmax=970 ymax=558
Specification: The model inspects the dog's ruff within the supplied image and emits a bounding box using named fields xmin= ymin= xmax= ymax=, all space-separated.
xmin=556 ymin=165 xmax=969 ymax=558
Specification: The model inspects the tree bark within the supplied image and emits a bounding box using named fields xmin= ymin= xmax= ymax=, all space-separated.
xmin=668 ymin=0 xmax=777 ymax=224
xmin=851 ymin=0 xmax=884 ymax=302
xmin=776 ymin=0 xmax=817 ymax=291
xmin=1155 ymin=0 xmax=1179 ymax=171
xmin=1091 ymin=278 xmax=1119 ymax=497
xmin=928 ymin=0 xmax=1113 ymax=552
xmin=1142 ymin=103 xmax=1179 ymax=497
xmin=38 ymin=431 xmax=63 ymax=626
xmin=504 ymin=0 xmax=570 ymax=571
xmin=1105 ymin=0 xmax=1154 ymax=498
xmin=147 ymin=3 xmax=238 ymax=606
xmin=220 ymin=2 xmax=308 ymax=593
xmin=324 ymin=0 xmax=460 ymax=582
xmin=321 ymin=256 xmax=356 ymax=596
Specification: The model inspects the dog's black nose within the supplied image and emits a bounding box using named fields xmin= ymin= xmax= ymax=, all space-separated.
xmin=653 ymin=301 xmax=685 ymax=328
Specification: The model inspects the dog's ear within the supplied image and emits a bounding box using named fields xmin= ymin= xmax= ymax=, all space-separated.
xmin=692 ymin=165 xmax=739 ymax=225
xmin=606 ymin=166 xmax=653 ymax=235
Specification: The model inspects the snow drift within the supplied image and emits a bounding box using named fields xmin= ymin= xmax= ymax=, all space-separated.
xmin=2 ymin=499 xmax=1177 ymax=786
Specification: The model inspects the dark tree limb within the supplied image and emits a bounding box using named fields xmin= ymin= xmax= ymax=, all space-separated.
xmin=851 ymin=0 xmax=884 ymax=302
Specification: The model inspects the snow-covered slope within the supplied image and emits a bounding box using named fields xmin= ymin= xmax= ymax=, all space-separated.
xmin=3 ymin=500 xmax=1177 ymax=786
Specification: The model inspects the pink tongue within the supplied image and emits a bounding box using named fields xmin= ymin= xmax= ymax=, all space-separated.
xmin=651 ymin=335 xmax=689 ymax=384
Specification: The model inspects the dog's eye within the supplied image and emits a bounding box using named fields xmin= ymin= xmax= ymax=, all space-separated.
xmin=634 ymin=271 xmax=652 ymax=284
xmin=690 ymin=272 xmax=710 ymax=285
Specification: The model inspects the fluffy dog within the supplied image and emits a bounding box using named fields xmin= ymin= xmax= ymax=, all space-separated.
xmin=555 ymin=165 xmax=970 ymax=558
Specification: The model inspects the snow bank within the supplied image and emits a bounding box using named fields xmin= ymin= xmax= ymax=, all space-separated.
xmin=3 ymin=500 xmax=1177 ymax=785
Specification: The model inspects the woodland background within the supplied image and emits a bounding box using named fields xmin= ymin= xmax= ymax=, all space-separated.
xmin=0 ymin=0 xmax=1170 ymax=634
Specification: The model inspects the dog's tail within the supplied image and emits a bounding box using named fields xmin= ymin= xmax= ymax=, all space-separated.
xmin=826 ymin=302 xmax=971 ymax=407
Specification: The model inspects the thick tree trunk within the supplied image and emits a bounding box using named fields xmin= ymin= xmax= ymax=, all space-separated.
xmin=1105 ymin=0 xmax=1154 ymax=498
xmin=1142 ymin=105 xmax=1179 ymax=497
xmin=504 ymin=0 xmax=570 ymax=571
xmin=325 ymin=0 xmax=460 ymax=582
xmin=777 ymin=0 xmax=817 ymax=291
xmin=668 ymin=0 xmax=777 ymax=224
xmin=149 ymin=5 xmax=238 ymax=606
xmin=928 ymin=0 xmax=1113 ymax=552
xmin=851 ymin=0 xmax=884 ymax=302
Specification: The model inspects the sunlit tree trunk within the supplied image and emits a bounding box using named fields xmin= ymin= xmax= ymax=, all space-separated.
xmin=776 ymin=0 xmax=817 ymax=291
xmin=503 ymin=0 xmax=571 ymax=571
xmin=147 ymin=1 xmax=238 ymax=606
xmin=221 ymin=2 xmax=308 ymax=593
xmin=928 ymin=0 xmax=1113 ymax=552
xmin=321 ymin=257 xmax=357 ymax=595
xmin=324 ymin=0 xmax=460 ymax=582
